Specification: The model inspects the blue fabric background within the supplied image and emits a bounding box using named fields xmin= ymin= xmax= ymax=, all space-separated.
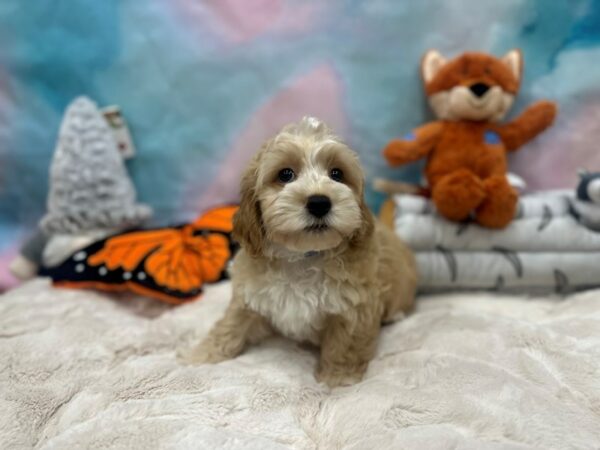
xmin=0 ymin=0 xmax=599 ymax=287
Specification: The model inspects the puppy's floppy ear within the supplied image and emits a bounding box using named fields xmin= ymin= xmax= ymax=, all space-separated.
xmin=350 ymin=182 xmax=375 ymax=248
xmin=233 ymin=153 xmax=264 ymax=257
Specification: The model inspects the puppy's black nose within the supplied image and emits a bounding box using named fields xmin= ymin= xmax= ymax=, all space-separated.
xmin=306 ymin=195 xmax=331 ymax=218
xmin=470 ymin=82 xmax=490 ymax=98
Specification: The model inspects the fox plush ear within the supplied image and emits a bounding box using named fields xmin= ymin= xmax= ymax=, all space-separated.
xmin=421 ymin=50 xmax=447 ymax=83
xmin=502 ymin=49 xmax=523 ymax=82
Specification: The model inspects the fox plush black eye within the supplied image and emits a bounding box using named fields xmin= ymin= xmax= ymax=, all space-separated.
xmin=278 ymin=168 xmax=295 ymax=183
xmin=330 ymin=168 xmax=344 ymax=182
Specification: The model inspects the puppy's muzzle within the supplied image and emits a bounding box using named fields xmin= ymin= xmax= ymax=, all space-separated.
xmin=306 ymin=195 xmax=331 ymax=218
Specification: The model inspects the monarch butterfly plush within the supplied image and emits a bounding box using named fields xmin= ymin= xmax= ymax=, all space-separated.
xmin=42 ymin=206 xmax=239 ymax=304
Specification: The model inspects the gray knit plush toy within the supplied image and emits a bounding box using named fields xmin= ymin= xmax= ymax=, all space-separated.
xmin=10 ymin=96 xmax=151 ymax=279
xmin=41 ymin=96 xmax=151 ymax=233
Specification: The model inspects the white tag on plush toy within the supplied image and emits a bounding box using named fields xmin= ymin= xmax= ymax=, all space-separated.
xmin=102 ymin=105 xmax=136 ymax=159
xmin=507 ymin=173 xmax=527 ymax=191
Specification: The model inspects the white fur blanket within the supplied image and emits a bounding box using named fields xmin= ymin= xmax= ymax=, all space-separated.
xmin=2 ymin=279 xmax=600 ymax=449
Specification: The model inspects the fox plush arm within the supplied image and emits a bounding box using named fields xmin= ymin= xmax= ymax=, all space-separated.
xmin=495 ymin=100 xmax=557 ymax=152
xmin=383 ymin=121 xmax=444 ymax=166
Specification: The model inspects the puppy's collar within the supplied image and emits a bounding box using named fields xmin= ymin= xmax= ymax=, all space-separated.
xmin=264 ymin=243 xmax=325 ymax=261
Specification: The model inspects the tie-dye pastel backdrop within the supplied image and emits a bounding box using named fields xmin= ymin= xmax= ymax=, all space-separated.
xmin=0 ymin=0 xmax=599 ymax=289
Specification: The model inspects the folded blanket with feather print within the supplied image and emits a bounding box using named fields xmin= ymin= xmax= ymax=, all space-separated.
xmin=415 ymin=251 xmax=600 ymax=293
xmin=391 ymin=193 xmax=600 ymax=293
xmin=395 ymin=214 xmax=600 ymax=252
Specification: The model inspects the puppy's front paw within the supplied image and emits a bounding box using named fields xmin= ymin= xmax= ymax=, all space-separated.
xmin=315 ymin=366 xmax=364 ymax=388
xmin=177 ymin=342 xmax=233 ymax=366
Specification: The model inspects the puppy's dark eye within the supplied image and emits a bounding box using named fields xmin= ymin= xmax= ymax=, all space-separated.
xmin=278 ymin=168 xmax=295 ymax=183
xmin=330 ymin=168 xmax=344 ymax=182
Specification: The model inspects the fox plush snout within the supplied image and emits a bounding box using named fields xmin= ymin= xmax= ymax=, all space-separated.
xmin=422 ymin=50 xmax=522 ymax=122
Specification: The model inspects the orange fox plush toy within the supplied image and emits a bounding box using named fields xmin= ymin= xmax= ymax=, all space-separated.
xmin=383 ymin=50 xmax=557 ymax=228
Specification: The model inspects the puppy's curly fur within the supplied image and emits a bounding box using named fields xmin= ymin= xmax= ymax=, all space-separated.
xmin=182 ymin=117 xmax=417 ymax=387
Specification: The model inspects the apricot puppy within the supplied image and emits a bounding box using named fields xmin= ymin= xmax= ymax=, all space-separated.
xmin=182 ymin=117 xmax=417 ymax=387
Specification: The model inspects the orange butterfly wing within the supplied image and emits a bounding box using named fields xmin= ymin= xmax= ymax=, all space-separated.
xmin=145 ymin=228 xmax=230 ymax=292
xmin=87 ymin=226 xmax=231 ymax=294
xmin=87 ymin=229 xmax=179 ymax=271
xmin=192 ymin=205 xmax=238 ymax=232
